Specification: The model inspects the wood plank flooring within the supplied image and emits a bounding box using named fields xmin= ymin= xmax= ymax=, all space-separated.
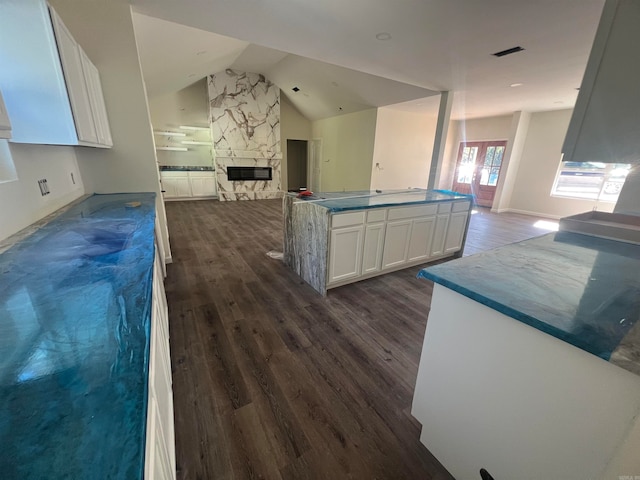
xmin=164 ymin=199 xmax=553 ymax=480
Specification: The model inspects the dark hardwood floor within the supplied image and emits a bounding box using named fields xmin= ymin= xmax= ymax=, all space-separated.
xmin=164 ymin=199 xmax=554 ymax=480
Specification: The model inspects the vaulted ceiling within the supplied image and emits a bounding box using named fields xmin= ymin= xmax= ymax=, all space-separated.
xmin=131 ymin=0 xmax=606 ymax=120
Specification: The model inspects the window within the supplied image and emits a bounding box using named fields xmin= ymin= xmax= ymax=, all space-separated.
xmin=551 ymin=161 xmax=631 ymax=202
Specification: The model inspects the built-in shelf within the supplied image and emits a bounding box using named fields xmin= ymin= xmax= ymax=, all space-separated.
xmin=179 ymin=125 xmax=209 ymax=131
xmin=154 ymin=130 xmax=186 ymax=137
xmin=181 ymin=140 xmax=211 ymax=146
xmin=157 ymin=146 xmax=188 ymax=152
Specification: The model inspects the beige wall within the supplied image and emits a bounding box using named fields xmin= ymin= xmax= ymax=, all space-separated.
xmin=0 ymin=142 xmax=85 ymax=241
xmin=370 ymin=107 xmax=438 ymax=191
xmin=508 ymin=109 xmax=614 ymax=218
xmin=149 ymin=79 xmax=212 ymax=168
xmin=311 ymin=109 xmax=376 ymax=191
xmin=50 ymin=0 xmax=171 ymax=259
xmin=280 ymin=94 xmax=311 ymax=191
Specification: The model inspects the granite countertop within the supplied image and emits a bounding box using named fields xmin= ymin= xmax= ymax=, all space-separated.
xmin=418 ymin=231 xmax=640 ymax=376
xmin=159 ymin=165 xmax=214 ymax=171
xmin=288 ymin=188 xmax=473 ymax=212
xmin=0 ymin=193 xmax=157 ymax=479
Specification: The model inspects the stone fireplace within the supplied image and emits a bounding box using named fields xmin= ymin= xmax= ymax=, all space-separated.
xmin=208 ymin=69 xmax=282 ymax=201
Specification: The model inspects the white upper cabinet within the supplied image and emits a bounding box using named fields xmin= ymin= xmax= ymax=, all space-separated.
xmin=0 ymin=89 xmax=11 ymax=139
xmin=562 ymin=0 xmax=640 ymax=164
xmin=0 ymin=0 xmax=112 ymax=148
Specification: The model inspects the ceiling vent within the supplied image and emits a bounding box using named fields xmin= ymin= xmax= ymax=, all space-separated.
xmin=492 ymin=46 xmax=525 ymax=57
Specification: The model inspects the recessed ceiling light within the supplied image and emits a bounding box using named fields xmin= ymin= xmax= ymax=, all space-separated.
xmin=510 ymin=83 xmax=523 ymax=87
xmin=338 ymin=107 xmax=343 ymax=111
xmin=376 ymin=32 xmax=392 ymax=41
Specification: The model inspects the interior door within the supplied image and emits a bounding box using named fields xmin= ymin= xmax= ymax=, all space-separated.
xmin=452 ymin=141 xmax=506 ymax=207
xmin=308 ymin=139 xmax=322 ymax=193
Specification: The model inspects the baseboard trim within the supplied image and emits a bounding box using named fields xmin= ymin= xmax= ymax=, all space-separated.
xmin=499 ymin=208 xmax=562 ymax=220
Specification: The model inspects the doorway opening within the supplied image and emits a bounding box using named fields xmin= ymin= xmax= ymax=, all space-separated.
xmin=287 ymin=139 xmax=308 ymax=191
xmin=452 ymin=141 xmax=506 ymax=208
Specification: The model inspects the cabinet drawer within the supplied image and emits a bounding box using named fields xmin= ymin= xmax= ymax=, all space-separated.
xmin=452 ymin=201 xmax=471 ymax=213
xmin=367 ymin=209 xmax=387 ymax=223
xmin=388 ymin=204 xmax=437 ymax=220
xmin=331 ymin=211 xmax=365 ymax=228
xmin=437 ymin=202 xmax=452 ymax=214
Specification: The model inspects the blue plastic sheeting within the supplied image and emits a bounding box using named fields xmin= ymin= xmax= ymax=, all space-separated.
xmin=418 ymin=231 xmax=640 ymax=371
xmin=0 ymin=193 xmax=156 ymax=479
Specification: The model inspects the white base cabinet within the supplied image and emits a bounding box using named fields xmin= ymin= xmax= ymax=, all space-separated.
xmin=327 ymin=200 xmax=470 ymax=290
xmin=145 ymin=248 xmax=176 ymax=480
xmin=161 ymin=171 xmax=217 ymax=199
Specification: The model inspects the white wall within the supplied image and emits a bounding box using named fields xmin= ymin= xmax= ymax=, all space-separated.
xmin=50 ymin=0 xmax=171 ymax=259
xmin=311 ymin=109 xmax=376 ymax=191
xmin=281 ymin=94 xmax=311 ymax=191
xmin=508 ymin=109 xmax=614 ymax=218
xmin=149 ymin=79 xmax=212 ymax=168
xmin=370 ymin=107 xmax=438 ymax=191
xmin=0 ymin=142 xmax=85 ymax=241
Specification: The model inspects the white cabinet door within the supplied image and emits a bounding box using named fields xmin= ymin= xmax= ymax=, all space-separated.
xmin=407 ymin=216 xmax=436 ymax=262
xmin=328 ymin=225 xmax=364 ymax=284
xmin=0 ymin=90 xmax=10 ymax=139
xmin=430 ymin=213 xmax=450 ymax=257
xmin=80 ymin=51 xmax=112 ymax=147
xmin=444 ymin=211 xmax=468 ymax=254
xmin=382 ymin=220 xmax=412 ymax=270
xmin=189 ymin=172 xmax=217 ymax=197
xmin=49 ymin=8 xmax=98 ymax=144
xmin=161 ymin=174 xmax=191 ymax=198
xmin=362 ymin=223 xmax=385 ymax=274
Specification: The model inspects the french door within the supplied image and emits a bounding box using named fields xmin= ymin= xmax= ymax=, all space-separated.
xmin=452 ymin=141 xmax=506 ymax=208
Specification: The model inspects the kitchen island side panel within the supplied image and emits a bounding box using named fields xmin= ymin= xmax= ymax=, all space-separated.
xmin=283 ymin=195 xmax=330 ymax=294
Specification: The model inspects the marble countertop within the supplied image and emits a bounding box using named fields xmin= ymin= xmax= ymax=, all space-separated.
xmin=288 ymin=189 xmax=472 ymax=212
xmin=0 ymin=193 xmax=156 ymax=479
xmin=159 ymin=165 xmax=214 ymax=171
xmin=418 ymin=231 xmax=640 ymax=376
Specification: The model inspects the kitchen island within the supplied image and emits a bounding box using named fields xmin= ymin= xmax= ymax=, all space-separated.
xmin=283 ymin=189 xmax=473 ymax=295
xmin=413 ymin=230 xmax=640 ymax=480
xmin=0 ymin=194 xmax=174 ymax=479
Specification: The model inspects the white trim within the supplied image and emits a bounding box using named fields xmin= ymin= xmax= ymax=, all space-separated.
xmin=497 ymin=208 xmax=562 ymax=220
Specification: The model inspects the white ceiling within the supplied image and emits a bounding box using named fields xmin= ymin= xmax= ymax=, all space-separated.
xmin=131 ymin=0 xmax=606 ymax=120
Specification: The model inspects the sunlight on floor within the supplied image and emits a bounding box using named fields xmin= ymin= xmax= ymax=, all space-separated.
xmin=471 ymin=209 xmax=478 ymax=215
xmin=533 ymin=220 xmax=559 ymax=231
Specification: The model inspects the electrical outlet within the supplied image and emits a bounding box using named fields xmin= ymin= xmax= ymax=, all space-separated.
xmin=38 ymin=179 xmax=50 ymax=196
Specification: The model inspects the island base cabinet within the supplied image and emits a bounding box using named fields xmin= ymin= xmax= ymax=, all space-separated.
xmin=382 ymin=220 xmax=412 ymax=269
xmin=328 ymin=225 xmax=364 ymax=284
xmin=407 ymin=216 xmax=436 ymax=262
xmin=444 ymin=211 xmax=468 ymax=254
xmin=362 ymin=223 xmax=385 ymax=274
xmin=412 ymin=284 xmax=640 ymax=480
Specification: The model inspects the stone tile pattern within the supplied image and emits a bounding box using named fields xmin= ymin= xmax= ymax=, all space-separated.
xmin=208 ymin=70 xmax=282 ymax=201
xmin=283 ymin=196 xmax=330 ymax=295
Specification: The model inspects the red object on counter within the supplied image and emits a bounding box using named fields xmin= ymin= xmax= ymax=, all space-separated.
xmin=296 ymin=191 xmax=313 ymax=198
